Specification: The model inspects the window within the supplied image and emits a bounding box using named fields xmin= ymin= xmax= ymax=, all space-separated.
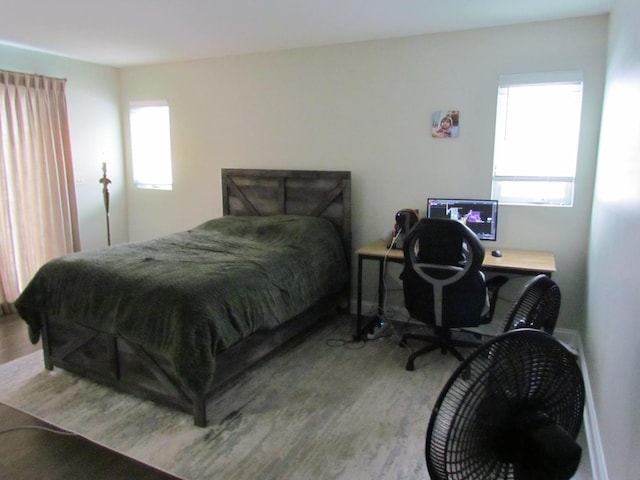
xmin=129 ymin=101 xmax=173 ymax=190
xmin=491 ymin=71 xmax=583 ymax=206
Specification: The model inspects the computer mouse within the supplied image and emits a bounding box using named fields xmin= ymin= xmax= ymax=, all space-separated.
xmin=491 ymin=249 xmax=503 ymax=257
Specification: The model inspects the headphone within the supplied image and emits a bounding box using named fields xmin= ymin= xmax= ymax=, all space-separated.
xmin=395 ymin=209 xmax=419 ymax=233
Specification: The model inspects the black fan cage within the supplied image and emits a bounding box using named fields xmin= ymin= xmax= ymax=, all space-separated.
xmin=426 ymin=329 xmax=585 ymax=480
xmin=503 ymin=276 xmax=561 ymax=334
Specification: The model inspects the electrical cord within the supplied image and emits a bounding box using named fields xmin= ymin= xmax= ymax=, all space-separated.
xmin=325 ymin=250 xmax=414 ymax=347
xmin=380 ymin=230 xmax=415 ymax=343
xmin=325 ymin=313 xmax=366 ymax=349
xmin=0 ymin=425 xmax=78 ymax=436
xmin=325 ymin=338 xmax=366 ymax=350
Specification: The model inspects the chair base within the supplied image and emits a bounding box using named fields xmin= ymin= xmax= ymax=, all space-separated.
xmin=401 ymin=331 xmax=482 ymax=371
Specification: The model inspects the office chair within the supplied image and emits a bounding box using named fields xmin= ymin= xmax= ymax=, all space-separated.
xmin=501 ymin=274 xmax=561 ymax=334
xmin=400 ymin=218 xmax=507 ymax=371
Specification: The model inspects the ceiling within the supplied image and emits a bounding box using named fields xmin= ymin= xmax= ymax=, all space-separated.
xmin=0 ymin=0 xmax=612 ymax=68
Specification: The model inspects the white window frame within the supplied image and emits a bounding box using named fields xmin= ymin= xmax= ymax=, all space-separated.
xmin=129 ymin=100 xmax=173 ymax=190
xmin=491 ymin=71 xmax=584 ymax=206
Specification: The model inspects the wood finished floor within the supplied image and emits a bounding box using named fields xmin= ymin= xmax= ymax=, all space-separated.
xmin=0 ymin=313 xmax=182 ymax=480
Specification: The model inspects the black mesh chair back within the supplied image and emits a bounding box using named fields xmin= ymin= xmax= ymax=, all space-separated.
xmin=402 ymin=218 xmax=487 ymax=328
xmin=400 ymin=218 xmax=496 ymax=369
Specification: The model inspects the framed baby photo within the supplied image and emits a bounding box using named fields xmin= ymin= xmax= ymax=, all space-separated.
xmin=431 ymin=110 xmax=459 ymax=138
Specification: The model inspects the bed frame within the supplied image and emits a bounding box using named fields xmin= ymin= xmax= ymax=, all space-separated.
xmin=39 ymin=169 xmax=351 ymax=427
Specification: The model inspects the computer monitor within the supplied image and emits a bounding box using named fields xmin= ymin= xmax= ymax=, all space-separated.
xmin=426 ymin=198 xmax=499 ymax=241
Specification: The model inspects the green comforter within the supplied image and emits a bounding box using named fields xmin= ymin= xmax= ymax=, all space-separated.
xmin=15 ymin=215 xmax=348 ymax=396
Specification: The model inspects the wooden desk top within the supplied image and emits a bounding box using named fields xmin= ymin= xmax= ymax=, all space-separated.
xmin=357 ymin=239 xmax=556 ymax=275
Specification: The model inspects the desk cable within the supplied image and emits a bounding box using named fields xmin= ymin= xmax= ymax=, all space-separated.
xmin=0 ymin=425 xmax=78 ymax=437
xmin=378 ymin=230 xmax=411 ymax=342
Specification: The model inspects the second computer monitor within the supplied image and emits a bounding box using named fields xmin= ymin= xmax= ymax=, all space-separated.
xmin=426 ymin=198 xmax=499 ymax=241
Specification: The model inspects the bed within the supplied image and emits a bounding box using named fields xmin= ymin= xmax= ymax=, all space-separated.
xmin=15 ymin=168 xmax=351 ymax=427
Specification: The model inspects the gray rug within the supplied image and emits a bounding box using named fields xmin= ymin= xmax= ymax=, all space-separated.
xmin=0 ymin=317 xmax=458 ymax=479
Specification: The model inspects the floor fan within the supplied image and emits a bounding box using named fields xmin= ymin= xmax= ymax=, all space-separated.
xmin=426 ymin=328 xmax=585 ymax=480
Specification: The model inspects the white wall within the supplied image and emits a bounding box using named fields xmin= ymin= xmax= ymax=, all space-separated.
xmin=0 ymin=45 xmax=127 ymax=250
xmin=586 ymin=0 xmax=640 ymax=477
xmin=119 ymin=16 xmax=608 ymax=331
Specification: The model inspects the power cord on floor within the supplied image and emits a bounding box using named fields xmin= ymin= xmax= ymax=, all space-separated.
xmin=0 ymin=425 xmax=78 ymax=436
xmin=324 ymin=238 xmax=415 ymax=348
xmin=325 ymin=313 xmax=366 ymax=349
xmin=325 ymin=337 xmax=366 ymax=350
xmin=377 ymin=241 xmax=417 ymax=345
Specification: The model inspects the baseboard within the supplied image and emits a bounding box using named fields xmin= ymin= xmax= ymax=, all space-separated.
xmin=560 ymin=329 xmax=609 ymax=480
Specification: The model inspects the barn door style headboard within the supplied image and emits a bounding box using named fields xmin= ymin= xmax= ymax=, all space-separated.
xmin=221 ymin=169 xmax=351 ymax=261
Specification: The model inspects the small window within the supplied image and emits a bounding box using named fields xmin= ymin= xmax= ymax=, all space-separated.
xmin=129 ymin=101 xmax=173 ymax=190
xmin=491 ymin=71 xmax=583 ymax=206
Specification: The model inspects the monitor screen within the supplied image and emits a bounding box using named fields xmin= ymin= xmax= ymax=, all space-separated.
xmin=426 ymin=198 xmax=499 ymax=241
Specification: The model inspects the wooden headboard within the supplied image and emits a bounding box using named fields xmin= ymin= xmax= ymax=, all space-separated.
xmin=221 ymin=168 xmax=351 ymax=261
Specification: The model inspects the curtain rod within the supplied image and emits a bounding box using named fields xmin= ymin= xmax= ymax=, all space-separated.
xmin=0 ymin=68 xmax=67 ymax=82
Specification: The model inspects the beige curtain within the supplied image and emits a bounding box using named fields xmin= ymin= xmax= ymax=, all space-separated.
xmin=0 ymin=70 xmax=80 ymax=314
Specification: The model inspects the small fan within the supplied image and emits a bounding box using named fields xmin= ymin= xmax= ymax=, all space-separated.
xmin=426 ymin=328 xmax=585 ymax=480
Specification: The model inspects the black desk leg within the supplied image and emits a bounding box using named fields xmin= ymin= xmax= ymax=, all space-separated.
xmin=355 ymin=255 xmax=387 ymax=341
xmin=377 ymin=258 xmax=385 ymax=315
xmin=356 ymin=255 xmax=363 ymax=337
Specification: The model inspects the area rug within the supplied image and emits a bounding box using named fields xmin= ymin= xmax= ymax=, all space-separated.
xmin=0 ymin=317 xmax=458 ymax=480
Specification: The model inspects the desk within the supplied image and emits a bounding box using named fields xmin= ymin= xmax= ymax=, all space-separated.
xmin=355 ymin=239 xmax=556 ymax=337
